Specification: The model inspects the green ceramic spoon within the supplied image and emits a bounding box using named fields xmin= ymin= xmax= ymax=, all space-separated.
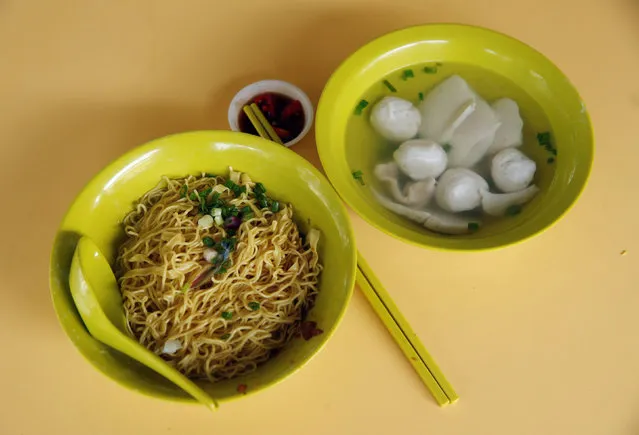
xmin=69 ymin=236 xmax=218 ymax=411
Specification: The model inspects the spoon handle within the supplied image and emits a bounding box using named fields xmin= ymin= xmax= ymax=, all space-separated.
xmin=70 ymin=237 xmax=219 ymax=411
xmin=109 ymin=332 xmax=219 ymax=411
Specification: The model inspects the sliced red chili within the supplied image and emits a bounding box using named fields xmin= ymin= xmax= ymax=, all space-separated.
xmin=281 ymin=99 xmax=303 ymax=121
xmin=273 ymin=127 xmax=292 ymax=141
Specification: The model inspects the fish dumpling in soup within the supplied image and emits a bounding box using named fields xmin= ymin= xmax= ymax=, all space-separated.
xmin=370 ymin=96 xmax=422 ymax=142
xmin=480 ymin=185 xmax=539 ymax=216
xmin=491 ymin=147 xmax=536 ymax=193
xmin=372 ymin=189 xmax=481 ymax=235
xmin=435 ymin=168 xmax=489 ymax=213
xmin=374 ymin=162 xmax=436 ymax=208
xmin=393 ymin=139 xmax=448 ymax=180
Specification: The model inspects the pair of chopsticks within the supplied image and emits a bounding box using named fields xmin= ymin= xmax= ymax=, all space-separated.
xmin=356 ymin=254 xmax=458 ymax=406
xmin=242 ymin=103 xmax=283 ymax=144
xmin=243 ymin=108 xmax=458 ymax=406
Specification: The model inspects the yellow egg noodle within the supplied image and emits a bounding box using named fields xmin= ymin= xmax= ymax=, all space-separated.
xmin=116 ymin=169 xmax=322 ymax=381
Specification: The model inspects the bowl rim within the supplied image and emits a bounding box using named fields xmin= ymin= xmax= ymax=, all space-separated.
xmin=315 ymin=23 xmax=594 ymax=252
xmin=49 ymin=130 xmax=357 ymax=403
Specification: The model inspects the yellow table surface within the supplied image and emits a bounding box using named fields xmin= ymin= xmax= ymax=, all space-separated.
xmin=2 ymin=0 xmax=638 ymax=433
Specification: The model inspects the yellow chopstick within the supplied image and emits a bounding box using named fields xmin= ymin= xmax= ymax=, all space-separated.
xmin=242 ymin=103 xmax=456 ymax=404
xmin=356 ymin=253 xmax=458 ymax=405
xmin=250 ymin=103 xmax=283 ymax=144
xmin=242 ymin=105 xmax=270 ymax=140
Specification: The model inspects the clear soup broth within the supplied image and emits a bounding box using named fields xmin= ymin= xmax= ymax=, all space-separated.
xmin=345 ymin=62 xmax=556 ymax=233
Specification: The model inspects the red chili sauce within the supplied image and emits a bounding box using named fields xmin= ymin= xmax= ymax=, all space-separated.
xmin=238 ymin=92 xmax=305 ymax=143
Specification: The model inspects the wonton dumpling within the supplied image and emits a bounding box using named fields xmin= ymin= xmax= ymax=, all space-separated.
xmin=447 ymin=98 xmax=501 ymax=168
xmin=435 ymin=168 xmax=489 ymax=213
xmin=480 ymin=185 xmax=539 ymax=216
xmin=374 ymin=162 xmax=436 ymax=208
xmin=491 ymin=147 xmax=536 ymax=192
xmin=393 ymin=139 xmax=448 ymax=180
xmin=487 ymin=98 xmax=524 ymax=155
xmin=418 ymin=75 xmax=477 ymax=144
xmin=372 ymin=189 xmax=481 ymax=235
xmin=370 ymin=96 xmax=421 ymax=142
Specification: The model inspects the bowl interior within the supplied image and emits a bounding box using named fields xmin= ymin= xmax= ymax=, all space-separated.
xmin=50 ymin=131 xmax=356 ymax=402
xmin=316 ymin=24 xmax=593 ymax=250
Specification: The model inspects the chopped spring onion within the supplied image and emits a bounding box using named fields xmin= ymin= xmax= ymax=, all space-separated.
xmin=354 ymin=99 xmax=369 ymax=115
xmin=382 ymin=79 xmax=397 ymax=92
xmin=241 ymin=205 xmax=253 ymax=219
xmin=203 ymin=248 xmax=218 ymax=262
xmin=212 ymin=208 xmax=222 ymax=217
xmin=202 ymin=236 xmax=215 ymax=247
xmin=270 ymin=201 xmax=280 ymax=213
xmin=221 ymin=333 xmax=231 ymax=340
xmin=401 ymin=69 xmax=414 ymax=80
xmin=189 ymin=192 xmax=198 ymax=200
xmin=418 ymin=92 xmax=424 ymax=101
xmin=352 ymin=170 xmax=365 ymax=186
xmin=423 ymin=65 xmax=438 ymax=74
xmin=179 ymin=185 xmax=188 ymax=198
xmin=505 ymin=204 xmax=522 ymax=216
xmin=198 ymin=214 xmax=214 ymax=229
xmin=222 ymin=205 xmax=239 ymax=218
xmin=220 ymin=237 xmax=237 ymax=251
xmin=200 ymin=187 xmax=212 ymax=198
xmin=208 ymin=192 xmax=224 ymax=208
xmin=214 ymin=215 xmax=224 ymax=226
xmin=223 ymin=180 xmax=245 ymax=197
xmin=254 ymin=182 xmax=266 ymax=195
xmin=537 ymin=132 xmax=551 ymax=146
xmin=442 ymin=144 xmax=452 ymax=153
xmin=248 ymin=302 xmax=260 ymax=311
xmin=547 ymin=157 xmax=555 ymax=164
xmin=221 ymin=311 xmax=233 ymax=320
xmin=162 ymin=339 xmax=182 ymax=354
xmin=467 ymin=222 xmax=480 ymax=232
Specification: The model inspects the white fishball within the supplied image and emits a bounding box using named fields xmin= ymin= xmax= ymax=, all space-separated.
xmin=393 ymin=139 xmax=448 ymax=180
xmin=370 ymin=96 xmax=421 ymax=142
xmin=491 ymin=147 xmax=536 ymax=192
xmin=435 ymin=168 xmax=489 ymax=213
